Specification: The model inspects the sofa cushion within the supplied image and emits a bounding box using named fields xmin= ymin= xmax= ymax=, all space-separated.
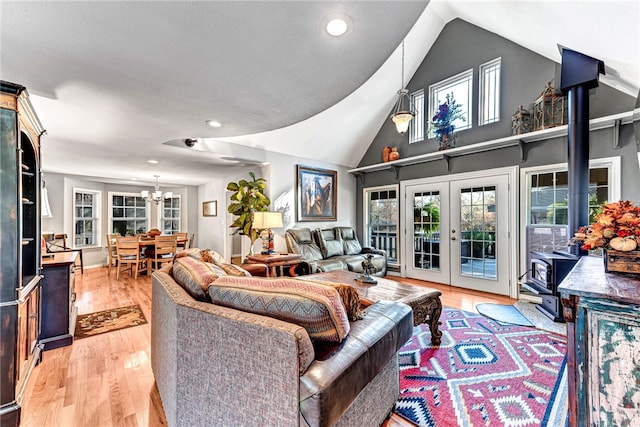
xmin=315 ymin=228 xmax=344 ymax=259
xmin=172 ymin=256 xmax=219 ymax=301
xmin=336 ymin=227 xmax=363 ymax=255
xmin=285 ymin=228 xmax=324 ymax=261
xmin=208 ymin=276 xmax=350 ymax=342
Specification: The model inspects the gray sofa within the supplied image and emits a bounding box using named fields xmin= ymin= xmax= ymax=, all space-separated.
xmin=151 ymin=269 xmax=413 ymax=427
xmin=285 ymin=227 xmax=388 ymax=277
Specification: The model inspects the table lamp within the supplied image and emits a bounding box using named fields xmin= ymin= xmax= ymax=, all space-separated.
xmin=253 ymin=211 xmax=283 ymax=254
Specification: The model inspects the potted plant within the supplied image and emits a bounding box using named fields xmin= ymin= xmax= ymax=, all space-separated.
xmin=431 ymin=92 xmax=465 ymax=150
xmin=226 ymin=172 xmax=271 ymax=260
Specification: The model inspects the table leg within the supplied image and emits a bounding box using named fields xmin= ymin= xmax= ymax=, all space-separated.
xmin=410 ymin=295 xmax=443 ymax=346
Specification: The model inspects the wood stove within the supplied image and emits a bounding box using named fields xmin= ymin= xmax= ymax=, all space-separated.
xmin=522 ymin=250 xmax=579 ymax=322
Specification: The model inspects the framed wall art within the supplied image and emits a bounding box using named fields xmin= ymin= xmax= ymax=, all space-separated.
xmin=296 ymin=165 xmax=337 ymax=221
xmin=202 ymin=200 xmax=218 ymax=217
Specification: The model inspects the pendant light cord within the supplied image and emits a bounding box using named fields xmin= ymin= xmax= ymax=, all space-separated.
xmin=401 ymin=40 xmax=405 ymax=89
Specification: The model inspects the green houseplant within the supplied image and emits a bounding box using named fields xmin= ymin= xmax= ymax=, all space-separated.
xmin=226 ymin=172 xmax=271 ymax=259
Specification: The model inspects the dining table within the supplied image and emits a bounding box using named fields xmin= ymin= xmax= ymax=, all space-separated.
xmin=137 ymin=235 xmax=188 ymax=260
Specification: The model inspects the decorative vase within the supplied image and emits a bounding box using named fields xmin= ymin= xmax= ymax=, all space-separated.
xmin=382 ymin=146 xmax=391 ymax=162
xmin=604 ymin=249 xmax=640 ymax=275
xmin=438 ymin=133 xmax=456 ymax=150
xmin=389 ymin=147 xmax=400 ymax=161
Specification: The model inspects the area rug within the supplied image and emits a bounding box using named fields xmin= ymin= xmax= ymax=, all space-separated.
xmin=514 ymin=301 xmax=567 ymax=336
xmin=75 ymin=304 xmax=148 ymax=339
xmin=475 ymin=303 xmax=534 ymax=327
xmin=393 ymin=308 xmax=568 ymax=427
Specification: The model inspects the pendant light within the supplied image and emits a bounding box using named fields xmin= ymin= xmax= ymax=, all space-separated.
xmin=390 ymin=40 xmax=415 ymax=134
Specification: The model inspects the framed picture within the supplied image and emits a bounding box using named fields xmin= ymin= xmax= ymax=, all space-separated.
xmin=202 ymin=200 xmax=217 ymax=217
xmin=296 ymin=165 xmax=337 ymax=221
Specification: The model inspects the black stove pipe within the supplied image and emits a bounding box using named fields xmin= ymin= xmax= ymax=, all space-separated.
xmin=560 ymin=48 xmax=605 ymax=256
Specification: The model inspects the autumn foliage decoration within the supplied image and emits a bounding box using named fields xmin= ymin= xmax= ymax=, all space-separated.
xmin=572 ymin=200 xmax=640 ymax=251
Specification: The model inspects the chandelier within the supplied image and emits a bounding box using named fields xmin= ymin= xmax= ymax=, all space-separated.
xmin=390 ymin=40 xmax=416 ymax=134
xmin=141 ymin=175 xmax=172 ymax=205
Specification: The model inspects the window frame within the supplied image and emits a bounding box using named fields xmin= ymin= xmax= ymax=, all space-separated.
xmin=108 ymin=191 xmax=149 ymax=236
xmin=158 ymin=195 xmax=182 ymax=234
xmin=363 ymin=184 xmax=400 ymax=266
xmin=72 ymin=187 xmax=101 ymax=249
xmin=519 ymin=156 xmax=621 ymax=276
xmin=409 ymin=89 xmax=425 ymax=144
xmin=478 ymin=57 xmax=501 ymax=126
xmin=428 ymin=68 xmax=473 ymax=138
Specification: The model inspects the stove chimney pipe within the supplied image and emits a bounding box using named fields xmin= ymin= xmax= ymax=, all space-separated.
xmin=560 ymin=47 xmax=605 ymax=256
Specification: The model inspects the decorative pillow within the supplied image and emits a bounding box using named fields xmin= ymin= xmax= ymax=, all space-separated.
xmin=175 ymin=248 xmax=202 ymax=260
xmin=299 ymin=279 xmax=362 ymax=321
xmin=172 ymin=256 xmax=219 ymax=301
xmin=315 ymin=229 xmax=344 ymax=259
xmin=208 ymin=276 xmax=350 ymax=342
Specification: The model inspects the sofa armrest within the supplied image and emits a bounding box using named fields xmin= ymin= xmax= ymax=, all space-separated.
xmin=152 ymin=271 xmax=314 ymax=427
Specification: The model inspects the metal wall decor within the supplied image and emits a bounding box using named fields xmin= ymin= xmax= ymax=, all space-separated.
xmin=533 ymin=82 xmax=566 ymax=131
xmin=511 ymin=105 xmax=532 ymax=135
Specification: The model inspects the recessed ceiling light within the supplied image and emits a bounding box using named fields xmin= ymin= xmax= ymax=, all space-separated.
xmin=206 ymin=120 xmax=222 ymax=128
xmin=147 ymin=159 xmax=159 ymax=164
xmin=323 ymin=13 xmax=352 ymax=38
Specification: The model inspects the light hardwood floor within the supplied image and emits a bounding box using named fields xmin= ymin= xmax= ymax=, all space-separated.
xmin=21 ymin=267 xmax=514 ymax=427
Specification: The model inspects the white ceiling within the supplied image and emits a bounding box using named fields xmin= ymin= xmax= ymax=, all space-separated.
xmin=2 ymin=1 xmax=638 ymax=188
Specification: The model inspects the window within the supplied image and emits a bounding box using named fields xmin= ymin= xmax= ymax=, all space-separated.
xmin=110 ymin=193 xmax=148 ymax=236
xmin=364 ymin=185 xmax=399 ymax=264
xmin=479 ymin=57 xmax=501 ymax=125
xmin=522 ymin=157 xmax=620 ymax=270
xmin=160 ymin=196 xmax=181 ymax=234
xmin=409 ymin=89 xmax=425 ymax=144
xmin=73 ymin=188 xmax=100 ymax=247
xmin=428 ymin=69 xmax=473 ymax=138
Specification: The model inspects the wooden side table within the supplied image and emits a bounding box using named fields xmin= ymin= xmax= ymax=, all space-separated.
xmin=246 ymin=253 xmax=303 ymax=277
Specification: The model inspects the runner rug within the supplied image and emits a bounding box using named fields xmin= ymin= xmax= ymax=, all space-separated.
xmin=393 ymin=308 xmax=568 ymax=427
xmin=75 ymin=304 xmax=148 ymax=339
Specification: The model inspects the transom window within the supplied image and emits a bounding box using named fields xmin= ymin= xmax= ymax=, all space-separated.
xmin=73 ymin=188 xmax=100 ymax=247
xmin=479 ymin=57 xmax=501 ymax=125
xmin=428 ymin=69 xmax=473 ymax=138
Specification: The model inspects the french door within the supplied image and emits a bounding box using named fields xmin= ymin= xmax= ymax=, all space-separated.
xmin=403 ymin=168 xmax=515 ymax=296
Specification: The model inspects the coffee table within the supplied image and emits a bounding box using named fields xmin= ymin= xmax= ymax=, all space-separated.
xmin=246 ymin=253 xmax=303 ymax=277
xmin=304 ymin=270 xmax=443 ymax=345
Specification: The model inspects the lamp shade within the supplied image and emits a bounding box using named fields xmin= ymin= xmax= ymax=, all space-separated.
xmin=41 ymin=186 xmax=53 ymax=218
xmin=392 ymin=111 xmax=414 ymax=134
xmin=252 ymin=211 xmax=283 ymax=229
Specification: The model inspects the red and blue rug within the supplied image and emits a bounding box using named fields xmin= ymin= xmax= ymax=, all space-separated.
xmin=394 ymin=308 xmax=567 ymax=427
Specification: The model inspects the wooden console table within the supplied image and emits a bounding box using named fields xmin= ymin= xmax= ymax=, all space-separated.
xmin=305 ymin=270 xmax=443 ymax=345
xmin=558 ymin=255 xmax=640 ymax=427
xmin=246 ymin=253 xmax=303 ymax=277
xmin=41 ymin=252 xmax=78 ymax=350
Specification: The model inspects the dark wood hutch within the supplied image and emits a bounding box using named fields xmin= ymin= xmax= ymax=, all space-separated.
xmin=0 ymin=81 xmax=45 ymax=426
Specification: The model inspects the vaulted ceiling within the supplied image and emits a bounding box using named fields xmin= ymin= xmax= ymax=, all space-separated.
xmin=2 ymin=1 xmax=638 ymax=187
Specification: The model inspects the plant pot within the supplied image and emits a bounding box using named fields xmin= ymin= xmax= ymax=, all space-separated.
xmin=604 ymin=249 xmax=640 ymax=275
xmin=438 ymin=133 xmax=456 ymax=150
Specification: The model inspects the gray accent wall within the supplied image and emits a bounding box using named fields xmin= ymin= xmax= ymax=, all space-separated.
xmin=356 ymin=18 xmax=639 ymax=234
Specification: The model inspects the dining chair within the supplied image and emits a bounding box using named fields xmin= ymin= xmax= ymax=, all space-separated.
xmin=175 ymin=232 xmax=188 ymax=251
xmin=187 ymin=233 xmax=194 ymax=249
xmin=44 ymin=233 xmax=84 ymax=273
xmin=106 ymin=233 xmax=121 ymax=275
xmin=116 ymin=236 xmax=149 ymax=280
xmin=153 ymin=235 xmax=178 ymax=271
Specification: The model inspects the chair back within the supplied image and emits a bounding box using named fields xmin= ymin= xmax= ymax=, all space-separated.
xmin=155 ymin=235 xmax=177 ymax=258
xmin=116 ymin=236 xmax=142 ymax=260
xmin=106 ymin=233 xmax=121 ymax=273
xmin=175 ymin=232 xmax=188 ymax=250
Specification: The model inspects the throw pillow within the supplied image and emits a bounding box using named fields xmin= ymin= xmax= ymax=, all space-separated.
xmin=172 ymin=256 xmax=219 ymax=301
xmin=208 ymin=276 xmax=350 ymax=342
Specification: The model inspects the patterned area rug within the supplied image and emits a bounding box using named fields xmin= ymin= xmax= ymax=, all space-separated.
xmin=394 ymin=308 xmax=568 ymax=427
xmin=75 ymin=304 xmax=148 ymax=339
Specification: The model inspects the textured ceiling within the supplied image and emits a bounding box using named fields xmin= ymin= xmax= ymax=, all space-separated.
xmin=1 ymin=1 xmax=638 ymax=187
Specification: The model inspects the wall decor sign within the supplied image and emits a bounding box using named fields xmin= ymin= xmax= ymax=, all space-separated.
xmin=202 ymin=200 xmax=218 ymax=217
xmin=296 ymin=165 xmax=337 ymax=221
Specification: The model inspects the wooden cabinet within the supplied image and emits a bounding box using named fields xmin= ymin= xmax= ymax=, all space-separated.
xmin=559 ymin=256 xmax=640 ymax=427
xmin=0 ymin=81 xmax=45 ymax=426
xmin=41 ymin=252 xmax=78 ymax=350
